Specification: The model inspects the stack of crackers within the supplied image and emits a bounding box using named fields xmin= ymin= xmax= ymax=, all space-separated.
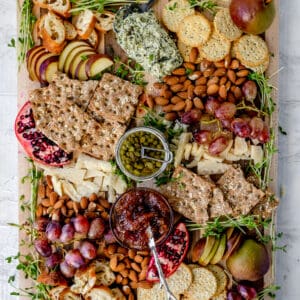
xmin=162 ymin=0 xmax=270 ymax=73
xmin=137 ymin=263 xmax=229 ymax=300
xmin=161 ymin=165 xmax=265 ymax=224
xmin=30 ymin=72 xmax=143 ymax=161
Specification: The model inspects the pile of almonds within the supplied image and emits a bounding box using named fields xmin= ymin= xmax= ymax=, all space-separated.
xmin=151 ymin=55 xmax=250 ymax=121
xmin=37 ymin=175 xmax=110 ymax=222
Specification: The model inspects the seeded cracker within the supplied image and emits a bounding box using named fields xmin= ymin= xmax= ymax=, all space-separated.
xmin=207 ymin=265 xmax=228 ymax=296
xmin=162 ymin=0 xmax=195 ymax=33
xmin=183 ymin=267 xmax=217 ymax=300
xmin=178 ymin=14 xmax=212 ymax=47
xmin=200 ymin=29 xmax=231 ymax=62
xmin=235 ymin=34 xmax=269 ymax=67
xmin=88 ymin=73 xmax=143 ymax=124
xmin=177 ymin=40 xmax=202 ymax=63
xmin=214 ymin=8 xmax=242 ymax=41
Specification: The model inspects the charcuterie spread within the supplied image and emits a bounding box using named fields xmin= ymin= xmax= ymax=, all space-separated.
xmin=10 ymin=0 xmax=282 ymax=299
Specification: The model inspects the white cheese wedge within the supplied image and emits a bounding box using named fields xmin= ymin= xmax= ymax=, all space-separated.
xmin=219 ymin=139 xmax=234 ymax=158
xmin=233 ymin=137 xmax=248 ymax=155
xmin=93 ymin=176 xmax=104 ymax=188
xmin=112 ymin=175 xmax=127 ymax=194
xmin=251 ymin=145 xmax=264 ymax=164
xmin=174 ymin=133 xmax=192 ymax=167
xmin=76 ymin=153 xmax=113 ymax=172
xmin=203 ymin=152 xmax=224 ymax=162
xmin=61 ymin=180 xmax=81 ymax=202
xmin=51 ymin=175 xmax=63 ymax=196
xmin=43 ymin=167 xmax=86 ymax=184
xmin=184 ymin=143 xmax=193 ymax=161
xmin=85 ymin=169 xmax=107 ymax=179
xmin=197 ymin=160 xmax=230 ymax=175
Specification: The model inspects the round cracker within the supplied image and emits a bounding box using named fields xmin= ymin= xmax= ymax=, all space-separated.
xmin=214 ymin=0 xmax=231 ymax=7
xmin=214 ymin=8 xmax=242 ymax=41
xmin=177 ymin=40 xmax=202 ymax=63
xmin=235 ymin=34 xmax=269 ymax=67
xmin=207 ymin=264 xmax=228 ymax=296
xmin=212 ymin=290 xmax=228 ymax=300
xmin=177 ymin=14 xmax=212 ymax=47
xmin=184 ymin=267 xmax=217 ymax=300
xmin=200 ymin=30 xmax=231 ymax=62
xmin=245 ymin=55 xmax=270 ymax=74
xmin=162 ymin=0 xmax=195 ymax=33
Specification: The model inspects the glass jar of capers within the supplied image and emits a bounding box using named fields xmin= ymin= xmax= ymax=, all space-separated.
xmin=116 ymin=127 xmax=173 ymax=181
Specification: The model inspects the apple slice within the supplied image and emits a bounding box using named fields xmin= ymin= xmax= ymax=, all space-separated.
xmin=75 ymin=58 xmax=89 ymax=81
xmin=222 ymin=232 xmax=243 ymax=261
xmin=201 ymin=237 xmax=220 ymax=266
xmin=198 ymin=236 xmax=216 ymax=266
xmin=191 ymin=237 xmax=206 ymax=263
xmin=210 ymin=234 xmax=227 ymax=264
xmin=85 ymin=54 xmax=113 ymax=79
xmin=69 ymin=50 xmax=96 ymax=79
xmin=39 ymin=56 xmax=59 ymax=84
xmin=26 ymin=45 xmax=44 ymax=68
xmin=29 ymin=49 xmax=48 ymax=81
xmin=58 ymin=40 xmax=90 ymax=71
xmin=35 ymin=52 xmax=57 ymax=82
xmin=63 ymin=45 xmax=93 ymax=74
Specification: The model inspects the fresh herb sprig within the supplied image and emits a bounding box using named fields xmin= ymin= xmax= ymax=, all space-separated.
xmin=18 ymin=0 xmax=36 ymax=66
xmin=70 ymin=0 xmax=147 ymax=14
xmin=110 ymin=159 xmax=134 ymax=187
xmin=113 ymin=57 xmax=147 ymax=86
xmin=258 ymin=285 xmax=281 ymax=299
xmin=188 ymin=0 xmax=218 ymax=14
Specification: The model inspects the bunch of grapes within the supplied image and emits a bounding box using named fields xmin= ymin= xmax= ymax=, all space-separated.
xmin=33 ymin=215 xmax=106 ymax=278
xmin=227 ymin=284 xmax=258 ymax=300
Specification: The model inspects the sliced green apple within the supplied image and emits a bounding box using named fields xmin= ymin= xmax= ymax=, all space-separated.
xmin=226 ymin=227 xmax=235 ymax=240
xmin=26 ymin=45 xmax=44 ymax=69
xmin=58 ymin=40 xmax=90 ymax=71
xmin=198 ymin=236 xmax=216 ymax=266
xmin=85 ymin=54 xmax=113 ymax=79
xmin=69 ymin=50 xmax=96 ymax=79
xmin=210 ymin=234 xmax=227 ymax=264
xmin=223 ymin=232 xmax=243 ymax=261
xmin=204 ymin=237 xmax=221 ymax=266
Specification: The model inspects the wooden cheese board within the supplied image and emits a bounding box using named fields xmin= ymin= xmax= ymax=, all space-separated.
xmin=16 ymin=0 xmax=279 ymax=299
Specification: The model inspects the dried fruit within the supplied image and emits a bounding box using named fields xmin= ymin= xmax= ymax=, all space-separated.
xmin=146 ymin=223 xmax=189 ymax=282
xmin=15 ymin=101 xmax=72 ymax=166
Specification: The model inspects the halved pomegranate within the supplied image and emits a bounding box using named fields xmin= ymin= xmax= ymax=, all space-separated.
xmin=15 ymin=101 xmax=72 ymax=167
xmin=146 ymin=222 xmax=189 ymax=282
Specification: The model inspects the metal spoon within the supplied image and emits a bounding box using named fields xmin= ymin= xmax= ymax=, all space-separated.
xmin=141 ymin=146 xmax=173 ymax=163
xmin=146 ymin=227 xmax=177 ymax=300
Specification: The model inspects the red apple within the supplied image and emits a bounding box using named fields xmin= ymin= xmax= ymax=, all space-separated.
xmin=69 ymin=50 xmax=96 ymax=79
xmin=230 ymin=0 xmax=276 ymax=34
xmin=35 ymin=52 xmax=57 ymax=82
xmin=85 ymin=54 xmax=113 ymax=79
xmin=39 ymin=56 xmax=59 ymax=84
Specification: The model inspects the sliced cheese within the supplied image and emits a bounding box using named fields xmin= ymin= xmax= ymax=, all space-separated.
xmin=219 ymin=139 xmax=234 ymax=158
xmin=203 ymin=152 xmax=224 ymax=162
xmin=76 ymin=153 xmax=113 ymax=172
xmin=197 ymin=160 xmax=230 ymax=175
xmin=174 ymin=133 xmax=192 ymax=167
xmin=112 ymin=175 xmax=127 ymax=194
xmin=233 ymin=137 xmax=248 ymax=155
xmin=251 ymin=145 xmax=264 ymax=164
xmin=51 ymin=175 xmax=63 ymax=196
xmin=43 ymin=167 xmax=86 ymax=184
xmin=85 ymin=169 xmax=107 ymax=179
xmin=62 ymin=180 xmax=81 ymax=202
xmin=184 ymin=143 xmax=193 ymax=161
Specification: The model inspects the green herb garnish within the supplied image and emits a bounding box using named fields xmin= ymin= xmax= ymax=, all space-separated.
xmin=81 ymin=54 xmax=89 ymax=61
xmin=188 ymin=0 xmax=218 ymax=14
xmin=167 ymin=2 xmax=178 ymax=11
xmin=278 ymin=125 xmax=287 ymax=135
xmin=70 ymin=0 xmax=148 ymax=14
xmin=18 ymin=0 xmax=36 ymax=66
xmin=8 ymin=38 xmax=16 ymax=48
xmin=113 ymin=57 xmax=147 ymax=86
xmin=258 ymin=285 xmax=280 ymax=299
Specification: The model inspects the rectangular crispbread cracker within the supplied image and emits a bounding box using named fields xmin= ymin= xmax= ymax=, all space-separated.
xmin=88 ymin=73 xmax=143 ymax=124
xmin=217 ymin=166 xmax=265 ymax=216
xmin=30 ymin=89 xmax=125 ymax=160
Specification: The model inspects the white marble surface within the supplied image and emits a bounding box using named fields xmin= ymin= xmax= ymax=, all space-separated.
xmin=0 ymin=0 xmax=299 ymax=299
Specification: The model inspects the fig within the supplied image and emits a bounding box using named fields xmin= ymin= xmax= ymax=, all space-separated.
xmin=226 ymin=239 xmax=270 ymax=281
xmin=230 ymin=0 xmax=276 ymax=34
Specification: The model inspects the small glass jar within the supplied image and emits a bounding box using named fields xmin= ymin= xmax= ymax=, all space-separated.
xmin=115 ymin=126 xmax=173 ymax=181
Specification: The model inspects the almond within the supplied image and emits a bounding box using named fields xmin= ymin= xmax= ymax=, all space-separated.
xmin=122 ymin=278 xmax=129 ymax=285
xmin=195 ymin=77 xmax=207 ymax=85
xmin=214 ymin=61 xmax=225 ymax=68
xmin=183 ymin=62 xmax=195 ymax=71
xmin=155 ymin=96 xmax=169 ymax=106
xmin=128 ymin=293 xmax=135 ymax=300
xmin=172 ymin=67 xmax=186 ymax=76
xmin=153 ymin=82 xmax=167 ymax=90
xmin=116 ymin=274 xmax=123 ymax=284
xmin=141 ymin=256 xmax=150 ymax=268
xmin=66 ymin=200 xmax=74 ymax=209
xmin=54 ymin=199 xmax=64 ymax=210
xmin=220 ymin=76 xmax=227 ymax=86
xmin=207 ymin=76 xmax=219 ymax=86
xmin=193 ymin=97 xmax=204 ymax=109
xmin=189 ymin=47 xmax=199 ymax=63
xmin=36 ymin=204 xmax=43 ymax=217
xmin=128 ymin=249 xmax=136 ymax=259
xmin=194 ymin=85 xmax=207 ymax=96
xmin=122 ymin=286 xmax=131 ymax=295
xmin=139 ymin=269 xmax=147 ymax=281
xmin=41 ymin=198 xmax=51 ymax=207
xmin=187 ymin=85 xmax=194 ymax=99
xmin=230 ymin=59 xmax=240 ymax=69
xmin=173 ymin=101 xmax=186 ymax=111
xmin=134 ymin=255 xmax=143 ymax=264
xmin=203 ymin=68 xmax=215 ymax=77
xmin=226 ymin=80 xmax=232 ymax=91
xmin=213 ymin=67 xmax=226 ymax=77
xmin=170 ymin=84 xmax=184 ymax=92
xmin=235 ymin=77 xmax=247 ymax=85
xmin=73 ymin=201 xmax=80 ymax=214
xmin=179 ymin=75 xmax=187 ymax=83
xmin=137 ymin=250 xmax=150 ymax=256
xmin=236 ymin=69 xmax=250 ymax=77
xmin=188 ymin=70 xmax=201 ymax=81
xmin=183 ymin=79 xmax=192 ymax=89
xmin=108 ymin=244 xmax=117 ymax=255
xmin=233 ymin=86 xmax=243 ymax=99
xmin=219 ymin=85 xmax=227 ymax=99
xmin=117 ymin=247 xmax=128 ymax=255
xmin=146 ymin=95 xmax=154 ymax=109
xmin=100 ymin=198 xmax=110 ymax=208
xmin=46 ymin=186 xmax=52 ymax=198
xmin=80 ymin=197 xmax=88 ymax=209
xmin=46 ymin=175 xmax=53 ymax=189
xmin=227 ymin=69 xmax=236 ymax=83
xmin=49 ymin=191 xmax=58 ymax=206
xmin=165 ymin=112 xmax=178 ymax=121
xmin=171 ymin=96 xmax=183 ymax=104
xmin=137 ymin=281 xmax=153 ymax=289
xmin=185 ymin=99 xmax=193 ymax=112
xmin=224 ymin=55 xmax=231 ymax=68
xmin=164 ymin=76 xmax=180 ymax=85
xmin=128 ymin=270 xmax=138 ymax=282
xmin=163 ymin=104 xmax=174 ymax=112
xmin=131 ymin=262 xmax=142 ymax=273
xmin=177 ymin=91 xmax=188 ymax=99
xmin=120 ymin=269 xmax=129 ymax=278
xmin=89 ymin=193 xmax=97 ymax=202
xmin=38 ymin=184 xmax=46 ymax=199
xmin=207 ymin=84 xmax=219 ymax=95
xmin=61 ymin=205 xmax=67 ymax=216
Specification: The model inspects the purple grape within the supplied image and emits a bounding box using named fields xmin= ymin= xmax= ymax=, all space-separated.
xmin=237 ymin=284 xmax=257 ymax=300
xmin=45 ymin=252 xmax=62 ymax=269
xmin=104 ymin=229 xmax=117 ymax=244
xmin=46 ymin=221 xmax=62 ymax=242
xmin=60 ymin=260 xmax=76 ymax=278
xmin=34 ymin=239 xmax=52 ymax=257
xmin=88 ymin=218 xmax=105 ymax=239
xmin=72 ymin=215 xmax=90 ymax=234
xmin=60 ymin=223 xmax=75 ymax=243
xmin=33 ymin=217 xmax=49 ymax=232
xmin=181 ymin=109 xmax=202 ymax=124
xmin=227 ymin=291 xmax=243 ymax=300
xmin=79 ymin=241 xmax=97 ymax=260
xmin=65 ymin=249 xmax=85 ymax=269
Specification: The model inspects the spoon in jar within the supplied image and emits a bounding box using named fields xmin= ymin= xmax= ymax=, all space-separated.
xmin=146 ymin=226 xmax=177 ymax=300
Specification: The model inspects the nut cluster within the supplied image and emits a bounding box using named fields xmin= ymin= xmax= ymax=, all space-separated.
xmin=101 ymin=244 xmax=152 ymax=299
xmin=36 ymin=175 xmax=110 ymax=222
xmin=152 ymin=56 xmax=250 ymax=120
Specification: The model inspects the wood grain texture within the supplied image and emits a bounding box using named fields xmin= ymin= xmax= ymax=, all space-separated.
xmin=16 ymin=0 xmax=279 ymax=298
